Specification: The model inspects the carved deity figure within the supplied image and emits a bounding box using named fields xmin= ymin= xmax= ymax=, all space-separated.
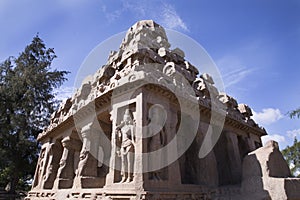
xmin=148 ymin=105 xmax=166 ymax=181
xmin=115 ymin=109 xmax=135 ymax=183
xmin=42 ymin=146 xmax=55 ymax=188
xmin=76 ymin=148 xmax=89 ymax=177
xmin=33 ymin=149 xmax=46 ymax=188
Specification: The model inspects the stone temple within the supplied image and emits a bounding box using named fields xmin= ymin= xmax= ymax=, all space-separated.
xmin=26 ymin=20 xmax=300 ymax=200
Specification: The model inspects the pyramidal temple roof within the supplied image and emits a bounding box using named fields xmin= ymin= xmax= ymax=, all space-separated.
xmin=38 ymin=20 xmax=266 ymax=141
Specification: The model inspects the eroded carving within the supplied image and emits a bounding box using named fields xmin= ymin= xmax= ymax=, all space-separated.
xmin=115 ymin=109 xmax=135 ymax=183
xmin=148 ymin=105 xmax=167 ymax=181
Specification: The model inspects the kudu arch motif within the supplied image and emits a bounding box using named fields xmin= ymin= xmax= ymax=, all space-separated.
xmin=27 ymin=20 xmax=299 ymax=200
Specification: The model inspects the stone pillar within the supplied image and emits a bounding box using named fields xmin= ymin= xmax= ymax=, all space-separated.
xmin=226 ymin=132 xmax=242 ymax=184
xmin=32 ymin=140 xmax=61 ymax=189
xmin=73 ymin=122 xmax=102 ymax=188
xmin=198 ymin=121 xmax=219 ymax=187
xmin=133 ymin=92 xmax=143 ymax=187
xmin=247 ymin=135 xmax=257 ymax=151
xmin=104 ymin=108 xmax=118 ymax=186
xmin=32 ymin=142 xmax=50 ymax=189
xmin=41 ymin=141 xmax=63 ymax=189
xmin=53 ymin=136 xmax=81 ymax=189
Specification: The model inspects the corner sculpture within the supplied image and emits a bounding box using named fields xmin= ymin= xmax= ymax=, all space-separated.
xmin=26 ymin=20 xmax=300 ymax=200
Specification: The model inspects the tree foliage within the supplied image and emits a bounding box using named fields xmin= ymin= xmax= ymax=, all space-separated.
xmin=282 ymin=138 xmax=300 ymax=177
xmin=289 ymin=108 xmax=300 ymax=119
xmin=0 ymin=35 xmax=69 ymax=193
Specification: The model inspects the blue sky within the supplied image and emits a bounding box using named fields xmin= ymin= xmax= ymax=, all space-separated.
xmin=1 ymin=0 xmax=299 ymax=149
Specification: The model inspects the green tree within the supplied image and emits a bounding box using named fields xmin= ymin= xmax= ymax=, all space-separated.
xmin=0 ymin=35 xmax=69 ymax=194
xmin=282 ymin=138 xmax=300 ymax=177
xmin=289 ymin=108 xmax=300 ymax=119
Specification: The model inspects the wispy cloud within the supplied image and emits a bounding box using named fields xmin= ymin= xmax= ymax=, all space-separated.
xmin=102 ymin=4 xmax=124 ymax=23
xmin=160 ymin=3 xmax=188 ymax=31
xmin=222 ymin=68 xmax=252 ymax=88
xmin=252 ymin=108 xmax=283 ymax=126
xmin=122 ymin=0 xmax=147 ymax=16
xmin=216 ymin=55 xmax=254 ymax=89
xmin=54 ymin=86 xmax=75 ymax=101
xmin=261 ymin=134 xmax=286 ymax=147
xmin=287 ymin=128 xmax=300 ymax=138
xmin=101 ymin=1 xmax=188 ymax=31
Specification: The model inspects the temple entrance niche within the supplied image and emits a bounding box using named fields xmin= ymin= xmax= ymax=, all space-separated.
xmin=113 ymin=103 xmax=136 ymax=183
xmin=142 ymin=85 xmax=182 ymax=188
xmin=53 ymin=130 xmax=82 ymax=189
xmin=146 ymin=103 xmax=169 ymax=182
xmin=213 ymin=131 xmax=232 ymax=186
xmin=96 ymin=110 xmax=112 ymax=184
xmin=214 ymin=131 xmax=245 ymax=186
xmin=73 ymin=113 xmax=112 ymax=189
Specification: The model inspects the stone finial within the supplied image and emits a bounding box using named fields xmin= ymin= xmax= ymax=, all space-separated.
xmin=163 ymin=62 xmax=176 ymax=76
xmin=171 ymin=48 xmax=185 ymax=58
xmin=192 ymin=75 xmax=219 ymax=99
xmin=78 ymin=83 xmax=92 ymax=100
xmin=218 ymin=92 xmax=238 ymax=108
xmin=119 ymin=20 xmax=171 ymax=52
xmin=158 ymin=47 xmax=167 ymax=57
xmin=200 ymin=73 xmax=214 ymax=85
xmin=238 ymin=104 xmax=253 ymax=118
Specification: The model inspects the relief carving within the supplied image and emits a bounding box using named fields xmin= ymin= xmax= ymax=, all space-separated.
xmin=148 ymin=105 xmax=167 ymax=181
xmin=115 ymin=109 xmax=136 ymax=183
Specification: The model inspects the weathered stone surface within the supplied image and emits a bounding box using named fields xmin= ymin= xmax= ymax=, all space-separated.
xmin=26 ymin=20 xmax=298 ymax=200
xmin=240 ymin=140 xmax=299 ymax=200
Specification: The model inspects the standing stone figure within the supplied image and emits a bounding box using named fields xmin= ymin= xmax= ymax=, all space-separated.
xmin=116 ymin=109 xmax=135 ymax=183
xmin=148 ymin=105 xmax=166 ymax=181
xmin=33 ymin=149 xmax=46 ymax=188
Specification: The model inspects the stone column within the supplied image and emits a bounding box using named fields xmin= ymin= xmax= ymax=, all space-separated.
xmin=73 ymin=122 xmax=101 ymax=188
xmin=104 ymin=108 xmax=117 ymax=186
xmin=133 ymin=92 xmax=143 ymax=186
xmin=41 ymin=141 xmax=63 ymax=189
xmin=53 ymin=136 xmax=81 ymax=189
xmin=226 ymin=132 xmax=242 ymax=184
xmin=32 ymin=142 xmax=49 ymax=189
xmin=33 ymin=140 xmax=61 ymax=189
xmin=247 ymin=136 xmax=256 ymax=151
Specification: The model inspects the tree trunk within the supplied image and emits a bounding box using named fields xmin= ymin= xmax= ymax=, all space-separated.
xmin=8 ymin=175 xmax=18 ymax=194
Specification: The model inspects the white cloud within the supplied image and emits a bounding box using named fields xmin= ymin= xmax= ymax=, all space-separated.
xmin=223 ymin=68 xmax=252 ymax=88
xmin=261 ymin=134 xmax=286 ymax=146
xmin=287 ymin=128 xmax=300 ymax=138
xmin=252 ymin=108 xmax=283 ymax=126
xmin=122 ymin=0 xmax=147 ymax=17
xmin=101 ymin=1 xmax=188 ymax=31
xmin=216 ymin=55 xmax=254 ymax=89
xmin=160 ymin=3 xmax=188 ymax=31
xmin=54 ymin=86 xmax=75 ymax=101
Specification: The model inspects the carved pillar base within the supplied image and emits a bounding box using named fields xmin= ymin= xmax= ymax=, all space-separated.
xmin=53 ymin=178 xmax=73 ymax=189
xmin=73 ymin=176 xmax=105 ymax=189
